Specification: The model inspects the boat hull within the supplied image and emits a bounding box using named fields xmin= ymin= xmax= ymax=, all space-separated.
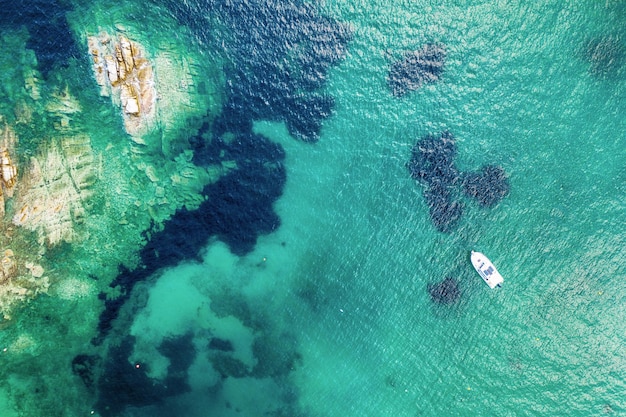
xmin=470 ymin=251 xmax=504 ymax=289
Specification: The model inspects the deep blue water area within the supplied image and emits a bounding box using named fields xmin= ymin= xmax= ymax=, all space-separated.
xmin=0 ymin=0 xmax=79 ymax=77
xmin=165 ymin=0 xmax=352 ymax=142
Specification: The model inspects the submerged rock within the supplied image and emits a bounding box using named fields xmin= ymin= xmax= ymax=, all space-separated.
xmin=388 ymin=43 xmax=446 ymax=97
xmin=45 ymin=84 xmax=82 ymax=119
xmin=0 ymin=249 xmax=17 ymax=284
xmin=0 ymin=246 xmax=50 ymax=320
xmin=428 ymin=277 xmax=461 ymax=305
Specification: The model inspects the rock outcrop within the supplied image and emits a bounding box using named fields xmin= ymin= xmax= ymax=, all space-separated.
xmin=88 ymin=33 xmax=156 ymax=136
xmin=0 ymin=122 xmax=18 ymax=218
xmin=0 ymin=247 xmax=49 ymax=321
xmin=12 ymin=84 xmax=97 ymax=247
xmin=13 ymin=133 xmax=96 ymax=246
xmin=87 ymin=29 xmax=223 ymax=160
xmin=0 ymin=249 xmax=17 ymax=283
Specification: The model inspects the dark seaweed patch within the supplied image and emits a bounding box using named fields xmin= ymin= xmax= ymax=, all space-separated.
xmin=462 ymin=165 xmax=510 ymax=208
xmin=251 ymin=332 xmax=302 ymax=378
xmin=94 ymin=335 xmax=193 ymax=417
xmin=92 ymin=263 xmax=156 ymax=345
xmin=423 ymin=183 xmax=464 ymax=234
xmin=407 ymin=131 xmax=463 ymax=232
xmin=200 ymin=157 xmax=284 ymax=255
xmin=157 ymin=332 xmax=197 ymax=378
xmin=407 ymin=131 xmax=459 ymax=184
xmin=407 ymin=131 xmax=509 ymax=232
xmin=583 ymin=35 xmax=626 ymax=78
xmin=388 ymin=43 xmax=446 ymax=97
xmin=209 ymin=337 xmax=234 ymax=352
xmin=284 ymin=93 xmax=335 ymax=142
xmin=427 ymin=277 xmax=461 ymax=305
xmin=211 ymin=353 xmax=249 ymax=379
xmin=147 ymin=133 xmax=286 ymax=260
xmin=71 ymin=354 xmax=101 ymax=390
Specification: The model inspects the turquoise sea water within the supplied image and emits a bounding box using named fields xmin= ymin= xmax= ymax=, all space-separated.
xmin=1 ymin=1 xmax=626 ymax=416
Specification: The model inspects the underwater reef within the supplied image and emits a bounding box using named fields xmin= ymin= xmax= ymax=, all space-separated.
xmin=388 ymin=43 xmax=446 ymax=97
xmin=407 ymin=131 xmax=510 ymax=232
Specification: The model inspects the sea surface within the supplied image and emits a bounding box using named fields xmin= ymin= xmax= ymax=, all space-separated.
xmin=0 ymin=1 xmax=625 ymax=416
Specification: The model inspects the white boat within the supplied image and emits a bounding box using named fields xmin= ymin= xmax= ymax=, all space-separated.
xmin=470 ymin=251 xmax=504 ymax=289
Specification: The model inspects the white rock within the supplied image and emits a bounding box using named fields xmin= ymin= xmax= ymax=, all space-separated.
xmin=30 ymin=265 xmax=44 ymax=278
xmin=105 ymin=56 xmax=119 ymax=84
xmin=125 ymin=98 xmax=139 ymax=114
